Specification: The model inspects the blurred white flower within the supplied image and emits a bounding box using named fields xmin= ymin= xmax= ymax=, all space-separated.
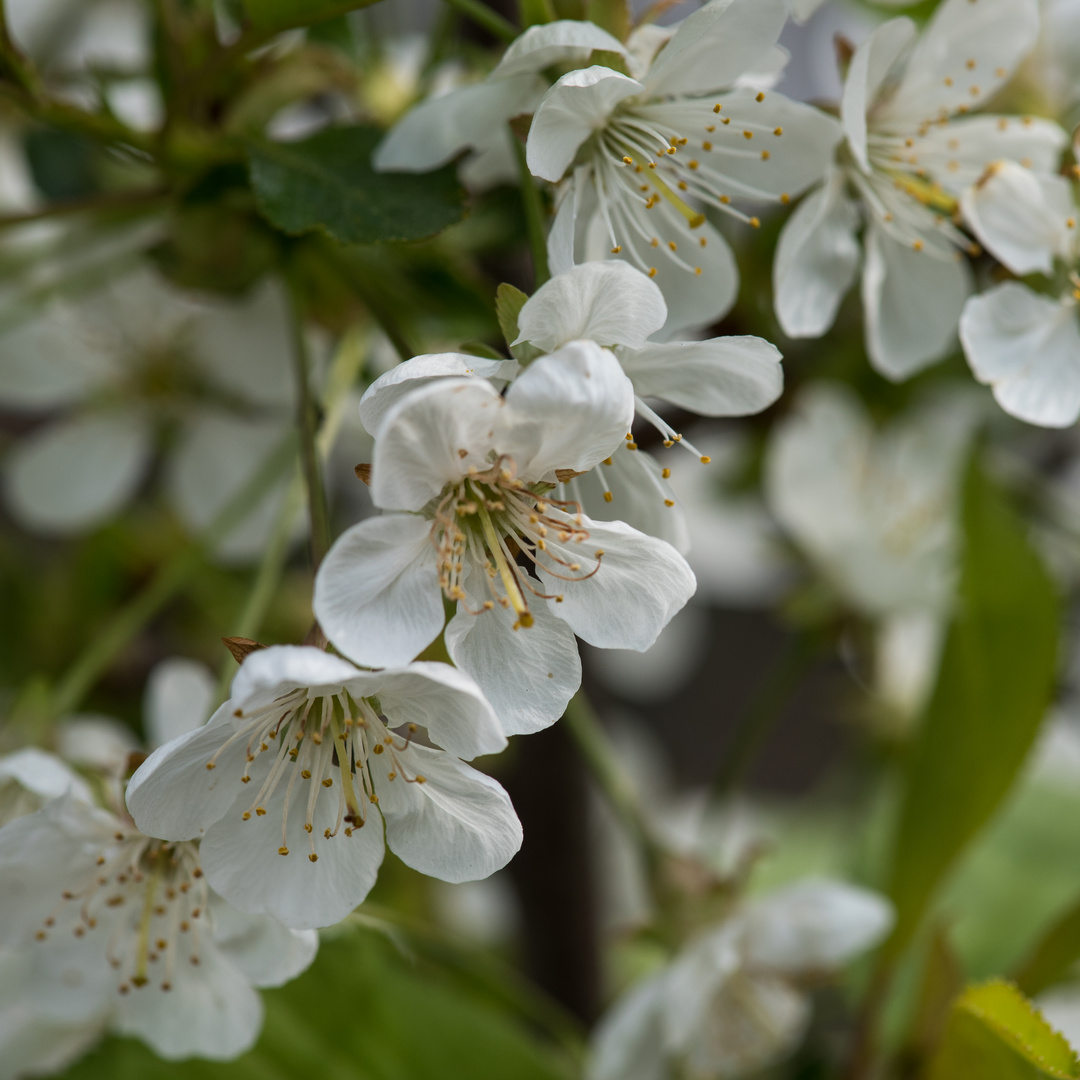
xmin=0 ymin=268 xmax=304 ymax=560
xmin=0 ymin=794 xmax=318 ymax=1065
xmin=960 ymin=160 xmax=1080 ymax=427
xmin=0 ymin=658 xmax=316 ymax=1072
xmin=589 ymin=879 xmax=894 ymax=1080
xmin=375 ymin=20 xmax=628 ymax=191
xmin=774 ymin=0 xmax=1066 ymax=380
xmin=316 ymin=344 xmax=696 ymax=736
xmin=528 ymin=0 xmax=840 ymax=332
xmin=766 ymin=383 xmax=981 ymax=720
xmin=126 ymin=646 xmax=520 ymax=930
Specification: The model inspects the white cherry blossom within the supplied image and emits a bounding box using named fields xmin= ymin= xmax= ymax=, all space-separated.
xmin=358 ymin=262 xmax=782 ymax=550
xmin=528 ymin=0 xmax=841 ymax=331
xmin=765 ymin=382 xmax=982 ymax=722
xmin=589 ymin=879 xmax=894 ymax=1080
xmin=126 ymin=646 xmax=521 ymax=930
xmin=0 ymin=794 xmax=318 ymax=1064
xmin=960 ymin=160 xmax=1080 ymax=426
xmin=0 ymin=268 xmax=302 ymax=559
xmin=316 ymin=342 xmax=696 ymax=735
xmin=774 ymin=0 xmax=1067 ymax=380
xmin=374 ymin=20 xmax=628 ymax=190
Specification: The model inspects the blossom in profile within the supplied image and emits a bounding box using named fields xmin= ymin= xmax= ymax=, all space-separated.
xmin=527 ymin=0 xmax=840 ymax=331
xmin=315 ymin=344 xmax=696 ymax=735
xmin=959 ymin=160 xmax=1080 ymax=427
xmin=589 ymin=879 xmax=894 ymax=1080
xmin=774 ymin=0 xmax=1066 ymax=379
xmin=127 ymin=646 xmax=520 ymax=930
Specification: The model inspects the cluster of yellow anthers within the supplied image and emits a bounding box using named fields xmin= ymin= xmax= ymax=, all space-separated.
xmin=35 ymin=834 xmax=208 ymax=996
xmin=205 ymin=689 xmax=426 ymax=861
xmin=594 ymin=91 xmax=789 ymax=279
xmin=431 ymin=457 xmax=602 ymax=632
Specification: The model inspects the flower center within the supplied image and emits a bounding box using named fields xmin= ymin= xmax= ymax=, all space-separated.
xmin=208 ymin=690 xmax=426 ymax=860
xmin=33 ymin=832 xmax=208 ymax=995
xmin=431 ymin=456 xmax=601 ymax=630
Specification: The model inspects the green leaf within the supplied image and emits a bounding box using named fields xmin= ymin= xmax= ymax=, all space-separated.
xmin=926 ymin=981 xmax=1080 ymax=1080
xmin=495 ymin=282 xmax=542 ymax=363
xmin=241 ymin=0 xmax=382 ymax=32
xmin=1015 ymin=895 xmax=1080 ymax=997
xmin=56 ymin=925 xmax=575 ymax=1080
xmin=247 ymin=127 xmax=467 ymax=246
xmin=883 ymin=460 xmax=1059 ymax=958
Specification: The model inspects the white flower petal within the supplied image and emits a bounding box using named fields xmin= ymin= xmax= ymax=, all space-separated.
xmin=370 ymin=377 xmax=506 ymax=511
xmin=200 ymin=777 xmax=385 ymax=930
xmin=209 ymin=895 xmax=319 ymax=988
xmin=505 ymin=341 xmax=635 ymax=477
xmin=358 ymin=353 xmax=519 ymax=439
xmin=540 ymin=517 xmax=696 ymax=651
xmin=879 ymin=0 xmax=1040 ymax=127
xmin=663 ymin=923 xmax=743 ymax=1050
xmin=492 ymin=20 xmax=627 ymax=80
xmin=960 ymin=283 xmax=1080 ymax=428
xmin=643 ymin=0 xmax=787 ymax=98
xmin=55 ymin=717 xmax=139 ymax=775
xmin=445 ymin=568 xmax=582 ymax=737
xmin=619 ymin=336 xmax=782 ymax=416
xmin=841 ymin=18 xmax=917 ymax=172
xmin=230 ymin=644 xmax=368 ymax=703
xmin=113 ymin=930 xmax=264 ymax=1061
xmin=961 ymin=162 xmax=1075 ymax=276
xmin=516 ymin=262 xmax=667 ymax=352
xmin=587 ymin=972 xmax=670 ymax=1080
xmin=774 ymin=172 xmax=862 ymax=339
xmin=3 ymin=410 xmax=152 ymax=534
xmin=683 ymin=972 xmax=810 ymax=1077
xmin=527 ymin=67 xmax=644 ymax=183
xmin=362 ymin=661 xmax=507 ymax=761
xmin=743 ymin=879 xmax=895 ymax=973
xmin=314 ymin=514 xmax=445 ymax=668
xmin=167 ymin=410 xmax=299 ymax=565
xmin=144 ymin=658 xmax=216 ymax=748
xmin=126 ymin=702 xmax=261 ymax=841
xmin=374 ymin=75 xmax=545 ymax=172
xmin=0 ymin=309 xmax=117 ymax=411
xmin=0 ymin=986 xmax=104 ymax=1080
xmin=861 ymin=223 xmax=971 ymax=381
xmin=189 ymin=279 xmax=296 ymax=410
xmin=377 ymin=745 xmax=521 ymax=883
xmin=0 ymin=748 xmax=93 ymax=809
xmin=911 ymin=114 xmax=1067 ymax=195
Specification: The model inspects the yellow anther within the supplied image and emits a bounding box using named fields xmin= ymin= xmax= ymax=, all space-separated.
xmin=255 ymin=807 xmax=266 ymax=816
xmin=304 ymin=823 xmax=313 ymax=833
xmin=774 ymin=127 xmax=783 ymax=136
xmin=309 ymin=854 xmax=318 ymax=862
xmin=702 ymin=141 xmax=712 ymax=150
xmin=611 ymin=245 xmax=622 ymax=253
xmin=622 ymin=155 xmax=633 ymax=164
xmin=780 ymin=193 xmax=790 ymax=204
xmin=761 ymin=150 xmax=770 ymax=160
xmin=603 ymin=491 xmax=613 ymax=502
xmin=301 ymin=770 xmax=311 ymax=779
xmin=756 ymin=91 xmax=765 ymax=102
xmin=242 ymin=811 xmax=251 ymax=820
xmin=700 ymin=455 xmax=711 ymax=464
xmin=647 ymin=269 xmax=657 ymax=278
xmin=944 ymin=76 xmax=953 ymax=86
xmin=668 ymin=241 xmax=677 ymax=251
xmin=678 ymin=180 xmax=688 ymax=190
xmin=694 ymin=267 xmax=702 ymax=275
xmin=913 ymin=239 xmax=924 ymax=251
xmin=749 ymin=217 xmax=761 ymax=228
xmin=662 ymin=468 xmax=671 ymax=479
xmin=720 ymin=195 xmax=731 ymax=204
xmin=278 ymin=847 xmax=289 ymax=856
xmin=743 ymin=130 xmax=753 ymax=139
xmin=665 ymin=499 xmax=675 ymax=507
xmin=688 ymin=160 xmax=699 ymax=170
xmin=713 ymin=103 xmax=723 ymax=113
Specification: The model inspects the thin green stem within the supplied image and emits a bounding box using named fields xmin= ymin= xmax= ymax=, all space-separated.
xmin=562 ymin=690 xmax=662 ymax=874
xmin=512 ymin=135 xmax=549 ymax=287
xmin=442 ymin=0 xmax=518 ymax=42
xmin=50 ymin=433 xmax=298 ymax=718
xmin=709 ymin=631 xmax=819 ymax=804
xmin=0 ymin=0 xmax=39 ymax=95
xmin=0 ymin=187 xmax=170 ymax=229
xmin=287 ymin=281 xmax=332 ymax=571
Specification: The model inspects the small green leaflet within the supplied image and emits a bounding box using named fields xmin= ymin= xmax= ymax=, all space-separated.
xmin=882 ymin=460 xmax=1059 ymax=958
xmin=926 ymin=981 xmax=1080 ymax=1080
xmin=247 ymin=127 xmax=467 ymax=246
